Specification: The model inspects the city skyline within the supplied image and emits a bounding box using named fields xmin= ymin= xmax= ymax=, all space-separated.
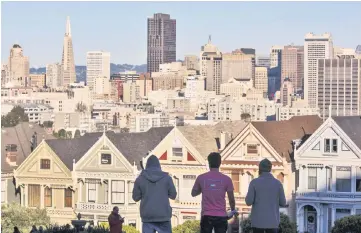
xmin=2 ymin=1 xmax=361 ymax=67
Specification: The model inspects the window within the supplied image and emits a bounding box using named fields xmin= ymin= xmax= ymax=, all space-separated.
xmin=324 ymin=139 xmax=338 ymax=153
xmin=324 ymin=139 xmax=330 ymax=152
xmin=64 ymin=188 xmax=72 ymax=207
xmin=182 ymin=175 xmax=198 ymax=202
xmin=341 ymin=142 xmax=350 ymax=151
xmin=88 ymin=183 xmax=96 ymax=202
xmin=1 ymin=180 xmax=6 ymax=203
xmin=312 ymin=142 xmax=320 ymax=150
xmin=336 ymin=167 xmax=351 ymax=192
xmin=247 ymin=144 xmax=258 ymax=154
xmin=40 ymin=159 xmax=51 ymax=169
xmin=28 ymin=184 xmax=41 ymax=207
xmin=336 ymin=209 xmax=351 ymax=220
xmin=128 ymin=182 xmax=135 ymax=204
xmin=44 ymin=187 xmax=52 ymax=207
xmin=356 ymin=167 xmax=361 ymax=192
xmin=101 ymin=154 xmax=112 ymax=165
xmin=332 ymin=139 xmax=338 ymax=153
xmin=111 ymin=181 xmax=125 ymax=204
xmin=308 ymin=168 xmax=317 ymax=190
xmin=326 ymin=167 xmax=332 ymax=191
xmin=172 ymin=147 xmax=183 ymax=157
xmin=104 ymin=182 xmax=108 ymax=204
xmin=5 ymin=144 xmax=17 ymax=152
xmin=231 ymin=172 xmax=240 ymax=193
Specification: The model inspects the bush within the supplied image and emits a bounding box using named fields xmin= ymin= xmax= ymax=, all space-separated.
xmin=240 ymin=213 xmax=297 ymax=233
xmin=173 ymin=220 xmax=200 ymax=233
xmin=97 ymin=223 xmax=139 ymax=233
xmin=331 ymin=214 xmax=361 ymax=233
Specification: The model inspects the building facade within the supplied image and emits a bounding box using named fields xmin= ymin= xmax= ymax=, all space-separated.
xmin=29 ymin=74 xmax=46 ymax=88
xmin=147 ymin=13 xmax=176 ymax=73
xmin=281 ymin=45 xmax=304 ymax=92
xmin=254 ymin=67 xmax=268 ymax=96
xmin=8 ymin=44 xmax=30 ymax=86
xmin=61 ymin=16 xmax=76 ymax=86
xmin=46 ymin=63 xmax=62 ymax=88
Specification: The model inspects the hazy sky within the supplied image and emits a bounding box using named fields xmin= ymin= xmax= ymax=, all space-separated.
xmin=2 ymin=1 xmax=361 ymax=67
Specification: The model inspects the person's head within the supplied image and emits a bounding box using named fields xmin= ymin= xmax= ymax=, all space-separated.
xmin=39 ymin=226 xmax=43 ymax=232
xmin=207 ymin=152 xmax=222 ymax=169
xmin=32 ymin=225 xmax=37 ymax=230
xmin=14 ymin=227 xmax=19 ymax=233
xmin=112 ymin=206 xmax=119 ymax=215
xmin=145 ymin=155 xmax=161 ymax=171
xmin=259 ymin=159 xmax=272 ymax=174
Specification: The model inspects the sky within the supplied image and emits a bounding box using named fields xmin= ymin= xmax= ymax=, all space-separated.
xmin=2 ymin=1 xmax=361 ymax=67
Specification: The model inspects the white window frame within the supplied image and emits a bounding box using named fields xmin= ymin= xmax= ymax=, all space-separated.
xmin=308 ymin=168 xmax=317 ymax=190
xmin=336 ymin=166 xmax=351 ymax=193
xmin=111 ymin=180 xmax=125 ymax=204
xmin=87 ymin=183 xmax=97 ymax=203
xmin=324 ymin=138 xmax=338 ymax=154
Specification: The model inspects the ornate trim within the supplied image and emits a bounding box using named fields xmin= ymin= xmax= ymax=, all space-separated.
xmin=75 ymin=172 xmax=136 ymax=179
xmin=1 ymin=172 xmax=14 ymax=178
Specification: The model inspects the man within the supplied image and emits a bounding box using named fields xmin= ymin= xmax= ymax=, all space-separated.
xmin=191 ymin=152 xmax=237 ymax=233
xmin=132 ymin=155 xmax=177 ymax=233
xmin=108 ymin=206 xmax=124 ymax=233
xmin=245 ymin=158 xmax=287 ymax=233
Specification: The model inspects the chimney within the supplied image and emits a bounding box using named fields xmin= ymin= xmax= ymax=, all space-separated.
xmin=220 ymin=131 xmax=231 ymax=151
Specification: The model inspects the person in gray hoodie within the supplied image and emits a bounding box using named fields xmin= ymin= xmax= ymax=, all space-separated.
xmin=132 ymin=155 xmax=177 ymax=233
xmin=245 ymin=159 xmax=287 ymax=233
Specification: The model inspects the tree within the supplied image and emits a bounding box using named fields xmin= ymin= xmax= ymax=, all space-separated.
xmin=98 ymin=223 xmax=139 ymax=233
xmin=75 ymin=102 xmax=87 ymax=113
xmin=1 ymin=202 xmax=50 ymax=233
xmin=173 ymin=220 xmax=200 ymax=233
xmin=1 ymin=106 xmax=29 ymax=127
xmin=66 ymin=131 xmax=72 ymax=139
xmin=240 ymin=213 xmax=297 ymax=233
xmin=120 ymin=128 xmax=130 ymax=133
xmin=331 ymin=214 xmax=361 ymax=233
xmin=240 ymin=113 xmax=251 ymax=121
xmin=74 ymin=129 xmax=81 ymax=138
xmin=43 ymin=121 xmax=53 ymax=128
xmin=58 ymin=129 xmax=66 ymax=139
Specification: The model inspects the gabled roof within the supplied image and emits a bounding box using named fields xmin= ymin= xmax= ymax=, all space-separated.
xmin=177 ymin=121 xmax=247 ymax=158
xmin=332 ymin=116 xmax=361 ymax=150
xmin=252 ymin=115 xmax=322 ymax=162
xmin=1 ymin=123 xmax=55 ymax=173
xmin=45 ymin=127 xmax=173 ymax=170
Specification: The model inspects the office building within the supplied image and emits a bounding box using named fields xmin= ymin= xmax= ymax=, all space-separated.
xmin=255 ymin=67 xmax=268 ymax=96
xmin=270 ymin=46 xmax=283 ymax=69
xmin=86 ymin=51 xmax=110 ymax=96
xmin=147 ymin=13 xmax=176 ymax=73
xmin=8 ymin=44 xmax=29 ymax=86
xmin=304 ymin=33 xmax=333 ymax=108
xmin=281 ymin=45 xmax=304 ymax=92
xmin=46 ymin=63 xmax=62 ymax=88
xmin=61 ymin=16 xmax=76 ymax=86
xmin=183 ymin=55 xmax=199 ymax=71
xmin=256 ymin=56 xmax=271 ymax=68
xmin=29 ymin=74 xmax=46 ymax=88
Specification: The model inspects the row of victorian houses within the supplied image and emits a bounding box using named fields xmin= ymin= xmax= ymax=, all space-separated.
xmin=2 ymin=115 xmax=361 ymax=233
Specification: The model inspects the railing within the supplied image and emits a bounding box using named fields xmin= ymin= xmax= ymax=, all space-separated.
xmin=296 ymin=191 xmax=361 ymax=200
xmin=75 ymin=203 xmax=138 ymax=212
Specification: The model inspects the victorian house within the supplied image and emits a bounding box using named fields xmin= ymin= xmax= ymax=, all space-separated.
xmin=13 ymin=127 xmax=172 ymax=230
xmin=294 ymin=116 xmax=361 ymax=233
xmin=220 ymin=115 xmax=322 ymax=220
xmin=148 ymin=121 xmax=247 ymax=226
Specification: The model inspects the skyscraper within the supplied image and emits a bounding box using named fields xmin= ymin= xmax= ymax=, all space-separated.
xmin=86 ymin=51 xmax=111 ymax=96
xmin=61 ymin=16 xmax=76 ymax=86
xmin=281 ymin=45 xmax=304 ymax=93
xmin=304 ymin=33 xmax=333 ymax=108
xmin=147 ymin=13 xmax=176 ymax=73
xmin=46 ymin=63 xmax=62 ymax=88
xmin=8 ymin=44 xmax=29 ymax=86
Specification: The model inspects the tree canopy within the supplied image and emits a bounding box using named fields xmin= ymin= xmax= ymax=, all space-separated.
xmin=1 ymin=106 xmax=29 ymax=127
xmin=332 ymin=214 xmax=361 ymax=233
xmin=1 ymin=202 xmax=50 ymax=233
xmin=74 ymin=129 xmax=81 ymax=138
xmin=172 ymin=220 xmax=200 ymax=233
xmin=240 ymin=213 xmax=297 ymax=233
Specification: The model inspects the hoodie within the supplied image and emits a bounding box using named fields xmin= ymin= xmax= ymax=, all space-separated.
xmin=132 ymin=155 xmax=177 ymax=223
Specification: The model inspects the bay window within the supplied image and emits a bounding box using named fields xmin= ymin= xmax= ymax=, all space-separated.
xmin=111 ymin=180 xmax=125 ymax=204
xmin=336 ymin=166 xmax=351 ymax=192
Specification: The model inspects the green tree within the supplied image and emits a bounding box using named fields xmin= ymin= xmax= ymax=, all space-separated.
xmin=241 ymin=113 xmax=251 ymax=121
xmin=1 ymin=202 xmax=51 ymax=233
xmin=331 ymin=214 xmax=361 ymax=233
xmin=1 ymin=106 xmax=29 ymax=127
xmin=74 ymin=129 xmax=81 ymax=138
xmin=98 ymin=223 xmax=139 ymax=233
xmin=66 ymin=131 xmax=72 ymax=139
xmin=173 ymin=220 xmax=200 ymax=233
xmin=240 ymin=213 xmax=297 ymax=233
xmin=43 ymin=121 xmax=53 ymax=128
xmin=58 ymin=129 xmax=66 ymax=139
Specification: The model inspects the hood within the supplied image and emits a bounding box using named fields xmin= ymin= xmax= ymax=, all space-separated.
xmin=141 ymin=155 xmax=168 ymax=183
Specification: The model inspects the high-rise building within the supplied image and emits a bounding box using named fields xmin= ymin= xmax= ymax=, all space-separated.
xmin=200 ymin=37 xmax=222 ymax=94
xmin=355 ymin=45 xmax=361 ymax=57
xmin=318 ymin=58 xmax=361 ymax=119
xmin=334 ymin=46 xmax=356 ymax=57
xmin=304 ymin=33 xmax=333 ymax=108
xmin=29 ymin=74 xmax=46 ymax=87
xmin=8 ymin=44 xmax=29 ymax=86
xmin=147 ymin=13 xmax=176 ymax=73
xmin=46 ymin=63 xmax=62 ymax=88
xmin=270 ymin=46 xmax=284 ymax=68
xmin=86 ymin=51 xmax=111 ymax=95
xmin=269 ymin=46 xmax=283 ymax=96
xmin=61 ymin=16 xmax=76 ymax=86
xmin=183 ymin=55 xmax=199 ymax=71
xmin=281 ymin=45 xmax=304 ymax=93
xmin=222 ymin=49 xmax=255 ymax=86
xmin=256 ymin=56 xmax=271 ymax=68
xmin=280 ymin=78 xmax=294 ymax=107
xmin=255 ymin=66 xmax=268 ymax=96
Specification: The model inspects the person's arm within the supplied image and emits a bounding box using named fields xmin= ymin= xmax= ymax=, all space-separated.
xmin=132 ymin=178 xmax=142 ymax=202
xmin=245 ymin=181 xmax=255 ymax=206
xmin=191 ymin=176 xmax=201 ymax=197
xmin=227 ymin=177 xmax=236 ymax=211
xmin=279 ymin=183 xmax=287 ymax=207
xmin=168 ymin=176 xmax=177 ymax=200
xmin=108 ymin=215 xmax=121 ymax=227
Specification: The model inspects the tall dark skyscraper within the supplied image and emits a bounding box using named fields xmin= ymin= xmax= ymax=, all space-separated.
xmin=147 ymin=13 xmax=176 ymax=73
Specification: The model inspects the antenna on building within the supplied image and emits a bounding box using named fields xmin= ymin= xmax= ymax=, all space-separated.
xmin=208 ymin=35 xmax=212 ymax=44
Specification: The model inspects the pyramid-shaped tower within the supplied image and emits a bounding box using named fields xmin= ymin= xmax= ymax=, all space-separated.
xmin=61 ymin=16 xmax=76 ymax=86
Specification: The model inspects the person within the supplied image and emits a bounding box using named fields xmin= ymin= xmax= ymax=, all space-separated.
xmin=108 ymin=206 xmax=124 ymax=233
xmin=245 ymin=158 xmax=287 ymax=233
xmin=38 ymin=226 xmax=43 ymax=233
xmin=132 ymin=155 xmax=177 ymax=233
xmin=29 ymin=225 xmax=38 ymax=233
xmin=14 ymin=227 xmax=21 ymax=233
xmin=191 ymin=152 xmax=237 ymax=233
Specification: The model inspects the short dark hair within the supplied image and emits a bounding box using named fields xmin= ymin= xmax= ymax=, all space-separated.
xmin=113 ymin=206 xmax=119 ymax=211
xmin=208 ymin=152 xmax=222 ymax=168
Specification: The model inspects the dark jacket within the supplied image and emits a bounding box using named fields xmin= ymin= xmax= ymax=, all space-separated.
xmin=245 ymin=172 xmax=287 ymax=228
xmin=108 ymin=212 xmax=123 ymax=233
xmin=132 ymin=155 xmax=177 ymax=222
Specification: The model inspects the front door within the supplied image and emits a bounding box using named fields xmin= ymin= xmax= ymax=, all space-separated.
xmin=306 ymin=211 xmax=317 ymax=233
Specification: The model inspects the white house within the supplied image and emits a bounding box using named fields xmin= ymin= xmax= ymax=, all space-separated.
xmin=294 ymin=116 xmax=361 ymax=233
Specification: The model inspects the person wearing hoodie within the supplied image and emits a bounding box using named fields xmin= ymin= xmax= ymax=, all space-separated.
xmin=245 ymin=158 xmax=288 ymax=233
xmin=132 ymin=155 xmax=177 ymax=233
